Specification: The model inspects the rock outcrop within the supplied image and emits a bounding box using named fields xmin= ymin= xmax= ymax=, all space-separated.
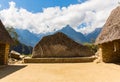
xmin=10 ymin=50 xmax=21 ymax=60
xmin=32 ymin=32 xmax=94 ymax=58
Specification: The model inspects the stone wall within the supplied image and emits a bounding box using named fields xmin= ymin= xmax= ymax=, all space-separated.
xmin=99 ymin=40 xmax=120 ymax=63
xmin=0 ymin=43 xmax=5 ymax=64
xmin=4 ymin=44 xmax=10 ymax=64
xmin=0 ymin=43 xmax=10 ymax=65
xmin=24 ymin=57 xmax=96 ymax=63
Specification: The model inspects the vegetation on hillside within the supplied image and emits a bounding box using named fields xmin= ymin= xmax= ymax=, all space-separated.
xmin=6 ymin=27 xmax=19 ymax=45
xmin=83 ymin=43 xmax=98 ymax=53
xmin=6 ymin=27 xmax=33 ymax=55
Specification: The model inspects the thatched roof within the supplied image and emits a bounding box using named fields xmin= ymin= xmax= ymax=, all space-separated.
xmin=95 ymin=6 xmax=120 ymax=44
xmin=0 ymin=20 xmax=13 ymax=44
xmin=32 ymin=32 xmax=94 ymax=58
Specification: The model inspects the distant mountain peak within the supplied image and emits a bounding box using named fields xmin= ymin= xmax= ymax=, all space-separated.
xmin=61 ymin=25 xmax=75 ymax=31
xmin=15 ymin=29 xmax=40 ymax=47
xmin=59 ymin=25 xmax=88 ymax=43
xmin=86 ymin=28 xmax=102 ymax=43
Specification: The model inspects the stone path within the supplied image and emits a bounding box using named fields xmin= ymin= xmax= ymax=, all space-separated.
xmin=0 ymin=63 xmax=120 ymax=82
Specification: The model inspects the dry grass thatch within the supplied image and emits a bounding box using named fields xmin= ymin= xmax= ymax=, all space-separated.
xmin=0 ymin=20 xmax=13 ymax=44
xmin=32 ymin=32 xmax=94 ymax=58
xmin=95 ymin=6 xmax=120 ymax=44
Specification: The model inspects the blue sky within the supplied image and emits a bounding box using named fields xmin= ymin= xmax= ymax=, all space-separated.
xmin=0 ymin=0 xmax=86 ymax=13
xmin=0 ymin=0 xmax=118 ymax=34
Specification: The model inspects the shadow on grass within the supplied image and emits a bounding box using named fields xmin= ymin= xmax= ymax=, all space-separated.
xmin=0 ymin=65 xmax=27 ymax=79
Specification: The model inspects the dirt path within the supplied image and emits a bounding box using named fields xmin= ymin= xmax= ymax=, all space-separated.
xmin=0 ymin=63 xmax=120 ymax=82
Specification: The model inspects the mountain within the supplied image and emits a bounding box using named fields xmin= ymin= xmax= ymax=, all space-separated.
xmin=10 ymin=43 xmax=33 ymax=55
xmin=58 ymin=25 xmax=88 ymax=43
xmin=6 ymin=28 xmax=33 ymax=54
xmin=15 ymin=29 xmax=40 ymax=46
xmin=15 ymin=28 xmax=54 ymax=47
xmin=14 ymin=26 xmax=101 ymax=47
xmin=85 ymin=28 xmax=102 ymax=43
xmin=36 ymin=32 xmax=53 ymax=39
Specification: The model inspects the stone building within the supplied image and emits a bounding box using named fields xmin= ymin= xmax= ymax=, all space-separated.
xmin=0 ymin=20 xmax=13 ymax=65
xmin=95 ymin=6 xmax=120 ymax=63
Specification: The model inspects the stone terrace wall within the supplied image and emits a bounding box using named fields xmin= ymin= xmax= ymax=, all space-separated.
xmin=24 ymin=57 xmax=96 ymax=63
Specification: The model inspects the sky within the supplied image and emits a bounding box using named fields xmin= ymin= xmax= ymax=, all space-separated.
xmin=0 ymin=0 xmax=119 ymax=34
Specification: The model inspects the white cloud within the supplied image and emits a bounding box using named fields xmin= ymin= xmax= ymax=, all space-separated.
xmin=0 ymin=0 xmax=119 ymax=34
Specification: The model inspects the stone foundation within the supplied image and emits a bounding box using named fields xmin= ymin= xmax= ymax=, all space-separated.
xmin=24 ymin=57 xmax=96 ymax=63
